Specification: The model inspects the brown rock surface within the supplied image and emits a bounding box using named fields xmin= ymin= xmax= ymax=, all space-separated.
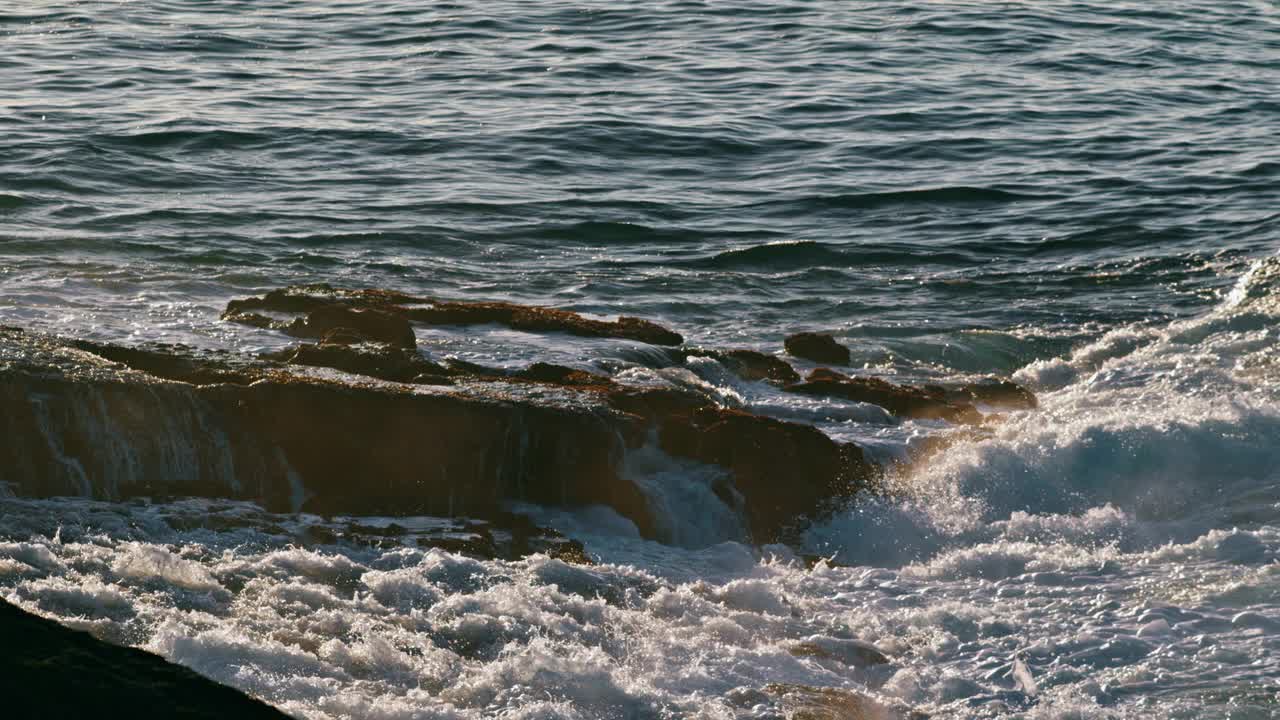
xmin=687 ymin=348 xmax=802 ymax=384
xmin=953 ymin=377 xmax=1038 ymax=409
xmin=16 ymin=276 xmax=1026 ymax=552
xmin=788 ymin=368 xmax=982 ymax=424
xmin=609 ymin=388 xmax=877 ymax=543
xmin=286 ymin=305 xmax=418 ymax=348
xmin=407 ymin=300 xmax=684 ymax=346
xmin=265 ymin=341 xmax=450 ymax=384
xmin=784 ymin=332 xmax=852 ymax=365
xmin=222 ymin=284 xmax=683 ymax=346
xmin=1 ymin=327 xmax=656 ymax=535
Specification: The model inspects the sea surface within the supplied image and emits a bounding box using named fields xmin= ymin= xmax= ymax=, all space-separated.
xmin=2 ymin=1 xmax=1279 ymax=718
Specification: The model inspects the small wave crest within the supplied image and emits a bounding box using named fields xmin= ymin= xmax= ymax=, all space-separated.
xmin=753 ymin=186 xmax=1044 ymax=218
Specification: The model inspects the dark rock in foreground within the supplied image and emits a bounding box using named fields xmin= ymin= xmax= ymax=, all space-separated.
xmin=785 ymin=332 xmax=852 ymax=365
xmin=0 ymin=599 xmax=288 ymax=720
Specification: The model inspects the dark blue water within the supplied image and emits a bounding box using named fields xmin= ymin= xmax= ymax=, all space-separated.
xmin=3 ymin=3 xmax=1280 ymax=718
xmin=3 ymin=0 xmax=1276 ymax=370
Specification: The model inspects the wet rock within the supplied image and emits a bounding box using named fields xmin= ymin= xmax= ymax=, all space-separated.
xmin=789 ymin=637 xmax=890 ymax=667
xmin=224 ymin=285 xmax=429 ymax=317
xmin=225 ymin=377 xmax=656 ymax=534
xmin=951 ymin=377 xmax=1037 ymax=409
xmin=224 ymin=285 xmax=351 ymax=315
xmin=223 ymin=284 xmax=684 ymax=346
xmin=489 ymin=513 xmax=594 ymax=564
xmin=788 ymin=368 xmax=981 ymax=424
xmin=517 ymin=362 xmax=615 ymax=387
xmin=266 ymin=342 xmax=449 ymax=384
xmin=269 ymin=343 xmax=613 ymax=392
xmin=219 ymin=310 xmax=278 ymax=331
xmin=2 ymin=327 xmax=880 ymax=549
xmin=0 ymin=329 xmax=656 ymax=535
xmin=314 ymin=512 xmax=593 ymax=563
xmin=784 ymin=332 xmax=851 ymax=365
xmin=70 ymin=340 xmax=263 ymax=386
xmin=318 ymin=327 xmax=374 ymax=346
xmin=688 ymin=348 xmax=801 ymax=384
xmin=285 ymin=305 xmax=417 ymax=349
xmin=1 ymin=599 xmax=289 ymax=719
xmin=612 ymin=389 xmax=877 ymax=543
xmin=763 ymin=683 xmax=927 ymax=720
xmin=407 ymin=301 xmax=683 ymax=345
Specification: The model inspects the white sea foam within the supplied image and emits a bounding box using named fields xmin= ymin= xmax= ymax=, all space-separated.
xmin=2 ymin=259 xmax=1279 ymax=718
xmin=2 ymin=490 xmax=1278 ymax=718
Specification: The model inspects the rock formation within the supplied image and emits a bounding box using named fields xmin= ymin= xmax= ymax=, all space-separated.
xmin=787 ymin=368 xmax=982 ymax=423
xmin=0 ymin=325 xmax=876 ymax=546
xmin=0 ymin=285 xmax=1036 ymax=551
xmin=222 ymin=283 xmax=684 ymax=345
xmin=784 ymin=332 xmax=852 ymax=365
xmin=1 ymin=599 xmax=289 ymax=719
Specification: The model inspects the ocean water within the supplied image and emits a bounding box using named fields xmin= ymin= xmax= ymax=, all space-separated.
xmin=2 ymin=1 xmax=1279 ymax=718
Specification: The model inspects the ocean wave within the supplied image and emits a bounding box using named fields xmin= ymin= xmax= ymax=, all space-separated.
xmin=807 ymin=256 xmax=1280 ymax=567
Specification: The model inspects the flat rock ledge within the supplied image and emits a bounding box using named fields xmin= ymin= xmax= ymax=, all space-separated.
xmin=0 ymin=326 xmax=870 ymax=546
xmin=223 ymin=283 xmax=684 ymax=346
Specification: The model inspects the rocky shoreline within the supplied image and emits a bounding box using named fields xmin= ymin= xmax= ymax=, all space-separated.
xmin=0 ymin=286 xmax=1037 ymax=719
xmin=0 ymin=285 xmax=1034 ymax=552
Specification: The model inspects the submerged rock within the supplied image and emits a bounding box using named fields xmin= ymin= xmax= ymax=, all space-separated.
xmin=789 ymin=636 xmax=890 ymax=667
xmin=1 ymin=599 xmax=288 ymax=719
xmin=785 ymin=332 xmax=852 ymax=365
xmin=224 ymin=284 xmax=420 ymax=315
